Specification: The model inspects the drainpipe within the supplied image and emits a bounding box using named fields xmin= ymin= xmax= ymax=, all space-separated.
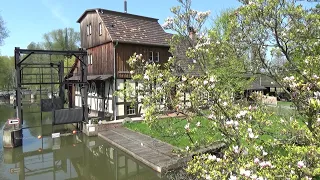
xmin=113 ymin=41 xmax=119 ymax=121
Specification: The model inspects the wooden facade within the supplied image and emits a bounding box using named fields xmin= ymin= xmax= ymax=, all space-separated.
xmin=72 ymin=8 xmax=172 ymax=119
xmin=87 ymin=43 xmax=114 ymax=75
xmin=116 ymin=43 xmax=171 ymax=78
xmin=79 ymin=11 xmax=111 ymax=49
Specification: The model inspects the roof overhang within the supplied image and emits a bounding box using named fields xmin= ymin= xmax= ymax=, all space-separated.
xmin=67 ymin=75 xmax=113 ymax=81
xmin=115 ymin=40 xmax=170 ymax=47
xmin=77 ymin=9 xmax=97 ymax=23
xmin=77 ymin=8 xmax=160 ymax=23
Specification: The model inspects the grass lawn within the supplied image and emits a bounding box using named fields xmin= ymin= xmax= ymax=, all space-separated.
xmin=277 ymin=101 xmax=293 ymax=107
xmin=125 ymin=116 xmax=222 ymax=149
xmin=125 ymin=104 xmax=301 ymax=149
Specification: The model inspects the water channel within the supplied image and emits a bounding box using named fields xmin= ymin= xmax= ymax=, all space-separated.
xmin=0 ymin=104 xmax=164 ymax=180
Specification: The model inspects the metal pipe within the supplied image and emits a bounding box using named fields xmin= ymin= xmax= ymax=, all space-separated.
xmin=113 ymin=41 xmax=118 ymax=121
xmin=17 ymin=48 xmax=87 ymax=56
xmin=124 ymin=0 xmax=127 ymax=13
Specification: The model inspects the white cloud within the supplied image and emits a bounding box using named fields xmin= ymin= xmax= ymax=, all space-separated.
xmin=41 ymin=0 xmax=70 ymax=26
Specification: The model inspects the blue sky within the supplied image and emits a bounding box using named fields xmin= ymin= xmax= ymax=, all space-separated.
xmin=0 ymin=0 xmax=241 ymax=56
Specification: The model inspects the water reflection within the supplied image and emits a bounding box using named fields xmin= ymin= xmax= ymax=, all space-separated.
xmin=0 ymin=105 xmax=163 ymax=180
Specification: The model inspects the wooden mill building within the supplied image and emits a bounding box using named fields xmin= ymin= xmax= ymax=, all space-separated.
xmin=68 ymin=8 xmax=172 ymax=120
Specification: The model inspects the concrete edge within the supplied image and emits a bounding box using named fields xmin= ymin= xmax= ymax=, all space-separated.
xmin=122 ymin=127 xmax=181 ymax=152
xmin=98 ymin=132 xmax=163 ymax=173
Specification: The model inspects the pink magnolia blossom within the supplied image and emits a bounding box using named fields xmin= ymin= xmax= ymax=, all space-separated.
xmin=209 ymin=76 xmax=215 ymax=83
xmin=262 ymin=150 xmax=268 ymax=156
xmin=182 ymin=76 xmax=187 ymax=82
xmin=251 ymin=174 xmax=258 ymax=180
xmin=205 ymin=174 xmax=211 ymax=180
xmin=196 ymin=121 xmax=201 ymax=127
xmin=208 ymin=154 xmax=216 ymax=161
xmin=233 ymin=146 xmax=240 ymax=154
xmin=144 ymin=74 xmax=149 ymax=80
xmin=259 ymin=161 xmax=272 ymax=168
xmin=184 ymin=123 xmax=190 ymax=131
xmin=239 ymin=168 xmax=251 ymax=177
xmin=162 ymin=17 xmax=174 ymax=29
xmin=259 ymin=161 xmax=267 ymax=168
xmin=248 ymin=132 xmax=258 ymax=139
xmin=297 ymin=161 xmax=305 ymax=168
xmin=204 ymin=80 xmax=209 ymax=85
xmin=233 ymin=121 xmax=239 ymax=127
xmin=208 ymin=114 xmax=215 ymax=120
xmin=254 ymin=158 xmax=260 ymax=164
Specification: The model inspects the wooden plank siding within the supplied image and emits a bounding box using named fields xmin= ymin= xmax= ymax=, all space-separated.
xmin=116 ymin=43 xmax=171 ymax=78
xmin=79 ymin=11 xmax=112 ymax=49
xmin=88 ymin=43 xmax=114 ymax=75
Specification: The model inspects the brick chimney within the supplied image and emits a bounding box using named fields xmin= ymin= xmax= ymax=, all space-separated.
xmin=188 ymin=26 xmax=196 ymax=41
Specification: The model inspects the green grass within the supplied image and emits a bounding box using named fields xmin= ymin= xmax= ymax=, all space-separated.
xmin=125 ymin=117 xmax=222 ymax=149
xmin=125 ymin=104 xmax=302 ymax=149
xmin=277 ymin=101 xmax=293 ymax=107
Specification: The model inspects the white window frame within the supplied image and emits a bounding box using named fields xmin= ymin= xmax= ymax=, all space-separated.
xmin=126 ymin=105 xmax=135 ymax=115
xmin=87 ymin=54 xmax=93 ymax=65
xmin=89 ymin=23 xmax=92 ymax=35
xmin=86 ymin=25 xmax=89 ymax=36
xmin=154 ymin=52 xmax=160 ymax=62
xmin=149 ymin=51 xmax=153 ymax=62
xmin=99 ymin=22 xmax=102 ymax=36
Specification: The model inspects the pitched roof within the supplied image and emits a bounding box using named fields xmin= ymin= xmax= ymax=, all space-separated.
xmin=78 ymin=9 xmax=170 ymax=46
xmin=172 ymin=37 xmax=203 ymax=77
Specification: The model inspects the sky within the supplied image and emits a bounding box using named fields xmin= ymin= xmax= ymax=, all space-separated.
xmin=0 ymin=0 xmax=241 ymax=56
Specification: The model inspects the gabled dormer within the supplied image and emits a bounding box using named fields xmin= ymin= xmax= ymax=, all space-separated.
xmin=77 ymin=9 xmax=112 ymax=49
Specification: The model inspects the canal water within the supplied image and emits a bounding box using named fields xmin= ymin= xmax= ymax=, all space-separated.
xmin=0 ymin=104 xmax=164 ymax=180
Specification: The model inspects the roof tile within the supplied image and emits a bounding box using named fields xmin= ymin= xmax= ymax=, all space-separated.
xmin=98 ymin=9 xmax=170 ymax=46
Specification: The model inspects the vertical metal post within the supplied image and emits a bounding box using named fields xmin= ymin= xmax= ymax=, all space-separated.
xmin=15 ymin=47 xmax=23 ymax=123
xmin=81 ymin=54 xmax=88 ymax=122
xmin=115 ymin=149 xmax=118 ymax=180
xmin=59 ymin=61 xmax=65 ymax=106
xmin=113 ymin=42 xmax=118 ymax=121
xmin=41 ymin=66 xmax=44 ymax=125
xmin=18 ymin=158 xmax=25 ymax=180
xmin=39 ymin=67 xmax=43 ymax=135
xmin=50 ymin=55 xmax=55 ymax=131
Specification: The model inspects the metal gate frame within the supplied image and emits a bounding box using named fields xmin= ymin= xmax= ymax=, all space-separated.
xmin=14 ymin=47 xmax=89 ymax=125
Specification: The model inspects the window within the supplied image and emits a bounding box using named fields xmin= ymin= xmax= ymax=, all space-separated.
xmin=126 ymin=105 xmax=135 ymax=115
xmin=154 ymin=52 xmax=159 ymax=62
xmin=149 ymin=51 xmax=153 ymax=61
xmin=86 ymin=25 xmax=89 ymax=36
xmin=99 ymin=22 xmax=102 ymax=36
xmin=89 ymin=23 xmax=92 ymax=35
xmin=87 ymin=54 xmax=93 ymax=65
xmin=149 ymin=51 xmax=160 ymax=62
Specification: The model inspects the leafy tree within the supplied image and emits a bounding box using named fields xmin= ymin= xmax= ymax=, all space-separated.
xmin=42 ymin=28 xmax=80 ymax=51
xmin=118 ymin=0 xmax=320 ymax=179
xmin=0 ymin=14 xmax=8 ymax=47
xmin=23 ymin=28 xmax=80 ymax=91
xmin=0 ymin=56 xmax=14 ymax=90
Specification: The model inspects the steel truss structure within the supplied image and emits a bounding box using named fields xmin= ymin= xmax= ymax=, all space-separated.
xmin=14 ymin=47 xmax=89 ymax=126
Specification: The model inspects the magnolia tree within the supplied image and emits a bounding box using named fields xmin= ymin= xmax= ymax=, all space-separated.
xmin=117 ymin=0 xmax=320 ymax=179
